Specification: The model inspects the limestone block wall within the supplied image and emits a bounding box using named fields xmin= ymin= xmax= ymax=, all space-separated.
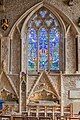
xmin=28 ymin=75 xmax=39 ymax=93
xmin=66 ymin=30 xmax=76 ymax=73
xmin=63 ymin=75 xmax=80 ymax=106
xmin=1 ymin=37 xmax=9 ymax=72
xmin=8 ymin=74 xmax=20 ymax=95
xmin=0 ymin=0 xmax=80 ymax=74
xmin=11 ymin=27 xmax=21 ymax=74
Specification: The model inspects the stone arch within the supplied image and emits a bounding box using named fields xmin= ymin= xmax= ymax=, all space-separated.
xmin=8 ymin=1 xmax=79 ymax=73
xmin=20 ymin=2 xmax=66 ymax=72
xmin=8 ymin=1 xmax=79 ymax=39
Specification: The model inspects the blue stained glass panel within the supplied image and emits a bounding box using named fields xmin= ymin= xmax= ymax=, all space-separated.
xmin=28 ymin=28 xmax=37 ymax=70
xmin=28 ymin=21 xmax=32 ymax=28
xmin=45 ymin=19 xmax=53 ymax=27
xmin=50 ymin=28 xmax=60 ymax=70
xmin=33 ymin=14 xmax=37 ymax=20
xmin=35 ymin=20 xmax=41 ymax=27
xmin=40 ymin=11 xmax=47 ymax=18
xmin=39 ymin=28 xmax=48 ymax=70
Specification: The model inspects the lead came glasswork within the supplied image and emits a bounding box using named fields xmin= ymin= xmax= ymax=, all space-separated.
xmin=39 ymin=28 xmax=48 ymax=70
xmin=45 ymin=19 xmax=53 ymax=27
xmin=35 ymin=20 xmax=41 ymax=27
xmin=27 ymin=7 xmax=61 ymax=71
xmin=40 ymin=11 xmax=47 ymax=18
xmin=50 ymin=28 xmax=60 ymax=70
xmin=28 ymin=28 xmax=37 ymax=70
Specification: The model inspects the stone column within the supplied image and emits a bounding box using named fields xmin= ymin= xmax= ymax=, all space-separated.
xmin=64 ymin=36 xmax=67 ymax=74
xmin=0 ymin=38 xmax=1 ymax=73
xmin=64 ymin=25 xmax=70 ymax=74
xmin=77 ymin=35 xmax=80 ymax=73
xmin=60 ymin=71 xmax=64 ymax=116
xmin=8 ymin=38 xmax=12 ymax=74
xmin=26 ymin=70 xmax=28 ymax=108
xmin=19 ymin=72 xmax=22 ymax=114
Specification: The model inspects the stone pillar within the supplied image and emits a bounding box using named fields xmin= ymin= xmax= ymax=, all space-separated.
xmin=19 ymin=72 xmax=26 ymax=113
xmin=64 ymin=36 xmax=67 ymax=74
xmin=60 ymin=71 xmax=64 ymax=116
xmin=8 ymin=38 xmax=12 ymax=74
xmin=26 ymin=70 xmax=28 ymax=108
xmin=77 ymin=35 xmax=80 ymax=73
xmin=64 ymin=25 xmax=71 ymax=74
xmin=19 ymin=72 xmax=22 ymax=114
xmin=0 ymin=38 xmax=1 ymax=73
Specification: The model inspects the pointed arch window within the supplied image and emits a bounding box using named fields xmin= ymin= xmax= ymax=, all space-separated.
xmin=27 ymin=7 xmax=62 ymax=71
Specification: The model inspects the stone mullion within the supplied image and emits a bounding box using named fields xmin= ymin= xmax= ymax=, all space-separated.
xmin=48 ymin=29 xmax=50 ymax=72
xmin=37 ymin=30 xmax=39 ymax=72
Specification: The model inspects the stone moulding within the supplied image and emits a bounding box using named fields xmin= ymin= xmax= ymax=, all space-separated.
xmin=8 ymin=1 xmax=79 ymax=39
xmin=0 ymin=71 xmax=19 ymax=99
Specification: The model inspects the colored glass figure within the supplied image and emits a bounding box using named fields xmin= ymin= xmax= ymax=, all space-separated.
xmin=45 ymin=19 xmax=53 ymax=27
xmin=50 ymin=28 xmax=60 ymax=70
xmin=40 ymin=11 xmax=47 ymax=18
xmin=28 ymin=21 xmax=32 ymax=28
xmin=35 ymin=20 xmax=41 ymax=27
xmin=49 ymin=14 xmax=55 ymax=20
xmin=39 ymin=28 xmax=48 ymax=70
xmin=28 ymin=28 xmax=37 ymax=70
xmin=54 ymin=19 xmax=58 ymax=27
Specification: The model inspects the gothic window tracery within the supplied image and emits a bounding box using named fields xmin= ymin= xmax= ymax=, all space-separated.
xmin=27 ymin=7 xmax=62 ymax=71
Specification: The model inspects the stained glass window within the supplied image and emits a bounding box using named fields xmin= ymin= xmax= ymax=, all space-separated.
xmin=50 ymin=28 xmax=60 ymax=70
xmin=40 ymin=11 xmax=47 ymax=18
xmin=28 ymin=28 xmax=37 ymax=70
xmin=45 ymin=19 xmax=53 ymax=27
xmin=39 ymin=28 xmax=48 ymax=70
xmin=35 ymin=20 xmax=41 ymax=27
xmin=27 ymin=7 xmax=61 ymax=71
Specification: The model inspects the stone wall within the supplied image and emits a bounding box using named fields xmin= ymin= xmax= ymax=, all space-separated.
xmin=0 ymin=0 xmax=80 ymax=36
xmin=63 ymin=75 xmax=80 ymax=106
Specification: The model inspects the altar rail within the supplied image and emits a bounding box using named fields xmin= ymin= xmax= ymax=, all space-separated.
xmin=0 ymin=104 xmax=73 ymax=120
xmin=25 ymin=103 xmax=73 ymax=119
